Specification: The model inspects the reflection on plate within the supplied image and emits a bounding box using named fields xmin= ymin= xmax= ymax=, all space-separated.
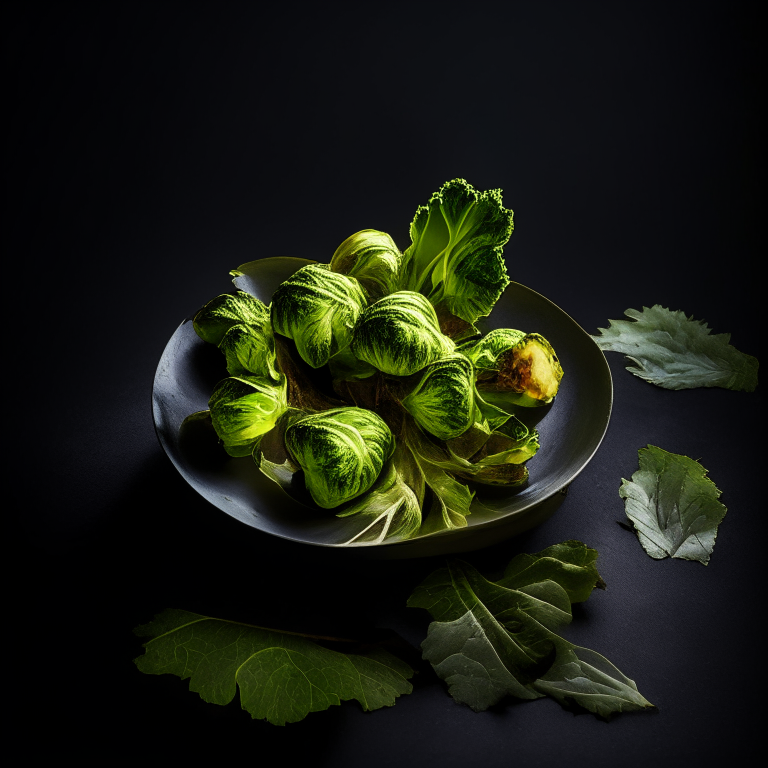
xmin=152 ymin=258 xmax=612 ymax=558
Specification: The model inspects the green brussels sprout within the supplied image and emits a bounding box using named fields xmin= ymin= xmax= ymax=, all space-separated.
xmin=329 ymin=229 xmax=402 ymax=297
xmin=402 ymin=354 xmax=476 ymax=440
xmin=209 ymin=375 xmax=287 ymax=457
xmin=285 ymin=407 xmax=395 ymax=509
xmin=193 ymin=291 xmax=269 ymax=345
xmin=463 ymin=330 xmax=564 ymax=406
xmin=218 ymin=323 xmax=280 ymax=382
xmin=351 ymin=291 xmax=454 ymax=376
xmin=270 ymin=264 xmax=367 ymax=369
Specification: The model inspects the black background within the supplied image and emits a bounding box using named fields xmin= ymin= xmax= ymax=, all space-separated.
xmin=10 ymin=3 xmax=764 ymax=766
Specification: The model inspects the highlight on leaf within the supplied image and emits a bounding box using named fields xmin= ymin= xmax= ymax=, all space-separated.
xmin=209 ymin=375 xmax=288 ymax=457
xmin=592 ymin=305 xmax=758 ymax=391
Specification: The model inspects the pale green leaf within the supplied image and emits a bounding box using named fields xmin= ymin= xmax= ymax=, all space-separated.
xmin=134 ymin=609 xmax=414 ymax=726
xmin=592 ymin=305 xmax=758 ymax=391
xmin=619 ymin=445 xmax=728 ymax=564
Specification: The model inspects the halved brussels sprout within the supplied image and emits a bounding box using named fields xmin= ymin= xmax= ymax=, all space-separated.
xmin=218 ymin=323 xmax=280 ymax=381
xmin=209 ymin=375 xmax=287 ymax=457
xmin=459 ymin=328 xmax=525 ymax=371
xmin=193 ymin=291 xmax=270 ymax=345
xmin=351 ymin=291 xmax=454 ymax=376
xmin=330 ymin=229 xmax=401 ymax=297
xmin=285 ymin=407 xmax=395 ymax=509
xmin=270 ymin=264 xmax=367 ymax=369
xmin=402 ymin=354 xmax=476 ymax=440
xmin=465 ymin=330 xmax=564 ymax=406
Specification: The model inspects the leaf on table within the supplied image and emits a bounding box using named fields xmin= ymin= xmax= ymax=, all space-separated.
xmin=592 ymin=305 xmax=758 ymax=391
xmin=408 ymin=542 xmax=654 ymax=718
xmin=134 ymin=609 xmax=414 ymax=726
xmin=619 ymin=445 xmax=727 ymax=564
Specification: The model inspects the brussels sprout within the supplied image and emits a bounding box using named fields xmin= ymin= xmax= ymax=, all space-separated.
xmin=209 ymin=375 xmax=288 ymax=457
xmin=330 ymin=229 xmax=402 ymax=297
xmin=270 ymin=264 xmax=367 ymax=369
xmin=285 ymin=407 xmax=395 ymax=509
xmin=218 ymin=323 xmax=280 ymax=382
xmin=402 ymin=354 xmax=476 ymax=440
xmin=351 ymin=291 xmax=454 ymax=376
xmin=465 ymin=330 xmax=564 ymax=406
xmin=193 ymin=291 xmax=270 ymax=345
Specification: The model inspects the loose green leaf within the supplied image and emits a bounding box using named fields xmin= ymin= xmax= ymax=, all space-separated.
xmin=398 ymin=178 xmax=513 ymax=324
xmin=134 ymin=609 xmax=414 ymax=726
xmin=592 ymin=305 xmax=758 ymax=391
xmin=619 ymin=445 xmax=728 ymax=564
xmin=193 ymin=291 xmax=270 ymax=345
xmin=408 ymin=543 xmax=654 ymax=717
xmin=271 ymin=264 xmax=367 ymax=369
xmin=285 ymin=407 xmax=395 ymax=508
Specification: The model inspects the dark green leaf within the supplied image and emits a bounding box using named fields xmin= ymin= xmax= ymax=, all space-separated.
xmin=408 ymin=543 xmax=654 ymax=717
xmin=134 ymin=609 xmax=414 ymax=726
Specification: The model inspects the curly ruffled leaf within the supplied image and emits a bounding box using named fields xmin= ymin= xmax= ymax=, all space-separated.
xmin=285 ymin=407 xmax=395 ymax=509
xmin=134 ymin=609 xmax=414 ymax=726
xmin=402 ymin=354 xmax=476 ymax=440
xmin=351 ymin=291 xmax=454 ymax=376
xmin=330 ymin=229 xmax=402 ymax=298
xmin=193 ymin=291 xmax=270 ymax=345
xmin=619 ymin=445 xmax=728 ymax=564
xmin=218 ymin=322 xmax=280 ymax=382
xmin=399 ymin=179 xmax=513 ymax=324
xmin=209 ymin=375 xmax=288 ymax=457
xmin=271 ymin=264 xmax=367 ymax=369
xmin=592 ymin=305 xmax=758 ymax=391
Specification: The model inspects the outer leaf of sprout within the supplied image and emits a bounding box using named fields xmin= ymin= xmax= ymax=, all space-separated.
xmin=351 ymin=291 xmax=454 ymax=376
xmin=271 ymin=264 xmax=367 ymax=369
xmin=209 ymin=375 xmax=288 ymax=457
xmin=402 ymin=354 xmax=476 ymax=440
xmin=399 ymin=179 xmax=513 ymax=324
xmin=193 ymin=291 xmax=270 ymax=345
xmin=218 ymin=323 xmax=280 ymax=381
xmin=459 ymin=328 xmax=526 ymax=371
xmin=285 ymin=407 xmax=395 ymax=509
xmin=330 ymin=229 xmax=402 ymax=298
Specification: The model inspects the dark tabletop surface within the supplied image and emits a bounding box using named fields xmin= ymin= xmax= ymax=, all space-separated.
xmin=10 ymin=3 xmax=764 ymax=766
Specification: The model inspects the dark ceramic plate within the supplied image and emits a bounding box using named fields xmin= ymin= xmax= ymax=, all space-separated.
xmin=152 ymin=257 xmax=612 ymax=558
